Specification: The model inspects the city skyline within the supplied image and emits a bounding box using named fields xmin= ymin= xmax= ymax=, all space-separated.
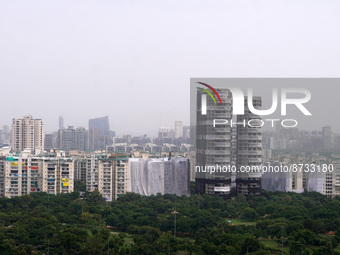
xmin=2 ymin=113 xmax=340 ymax=140
xmin=1 ymin=1 xmax=340 ymax=254
xmin=1 ymin=115 xmax=190 ymax=137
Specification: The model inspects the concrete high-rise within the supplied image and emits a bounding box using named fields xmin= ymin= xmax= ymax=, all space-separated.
xmin=57 ymin=126 xmax=89 ymax=152
xmin=113 ymin=157 xmax=129 ymax=200
xmin=89 ymin=116 xmax=110 ymax=135
xmin=11 ymin=115 xmax=44 ymax=152
xmin=89 ymin=116 xmax=112 ymax=150
xmin=236 ymin=97 xmax=262 ymax=196
xmin=195 ymin=88 xmax=233 ymax=198
xmin=74 ymin=157 xmax=87 ymax=182
xmin=85 ymin=154 xmax=129 ymax=201
xmin=0 ymin=154 xmax=74 ymax=198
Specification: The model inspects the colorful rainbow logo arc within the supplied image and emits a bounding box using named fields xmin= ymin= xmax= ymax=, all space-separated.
xmin=196 ymin=82 xmax=223 ymax=106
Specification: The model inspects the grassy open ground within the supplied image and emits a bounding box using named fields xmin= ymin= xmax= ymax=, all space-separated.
xmin=260 ymin=240 xmax=289 ymax=254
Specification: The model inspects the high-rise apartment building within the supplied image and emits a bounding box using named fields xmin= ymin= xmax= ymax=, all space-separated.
xmin=319 ymin=158 xmax=340 ymax=197
xmin=57 ymin=126 xmax=89 ymax=152
xmin=113 ymin=157 xmax=129 ymax=200
xmin=74 ymin=157 xmax=87 ymax=182
xmin=195 ymin=88 xmax=233 ymax=198
xmin=86 ymin=155 xmax=99 ymax=192
xmin=0 ymin=157 xmax=5 ymax=197
xmin=0 ymin=155 xmax=74 ymax=198
xmin=236 ymin=97 xmax=262 ymax=196
xmin=85 ymin=154 xmax=129 ymax=201
xmin=11 ymin=115 xmax=44 ymax=152
xmin=97 ymin=158 xmax=114 ymax=201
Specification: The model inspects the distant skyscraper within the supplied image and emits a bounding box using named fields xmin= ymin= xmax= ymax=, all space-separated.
xmin=59 ymin=116 xmax=64 ymax=130
xmin=174 ymin=121 xmax=183 ymax=138
xmin=88 ymin=116 xmax=112 ymax=150
xmin=236 ymin=97 xmax=262 ymax=196
xmin=89 ymin=116 xmax=110 ymax=135
xmin=195 ymin=88 xmax=232 ymax=198
xmin=11 ymin=115 xmax=44 ymax=152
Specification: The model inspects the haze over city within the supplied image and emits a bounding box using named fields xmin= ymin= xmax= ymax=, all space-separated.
xmin=1 ymin=0 xmax=340 ymax=136
xmin=2 ymin=2 xmax=340 ymax=254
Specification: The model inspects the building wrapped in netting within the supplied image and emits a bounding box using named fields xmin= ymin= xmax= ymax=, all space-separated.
xmin=129 ymin=157 xmax=190 ymax=196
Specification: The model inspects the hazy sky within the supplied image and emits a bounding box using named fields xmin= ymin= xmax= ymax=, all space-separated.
xmin=1 ymin=1 xmax=340 ymax=137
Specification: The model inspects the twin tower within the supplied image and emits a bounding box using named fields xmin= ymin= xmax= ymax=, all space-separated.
xmin=195 ymin=88 xmax=262 ymax=198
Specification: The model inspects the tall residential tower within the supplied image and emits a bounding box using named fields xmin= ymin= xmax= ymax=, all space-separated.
xmin=11 ymin=115 xmax=44 ymax=152
xmin=195 ymin=88 xmax=233 ymax=198
xmin=236 ymin=97 xmax=262 ymax=196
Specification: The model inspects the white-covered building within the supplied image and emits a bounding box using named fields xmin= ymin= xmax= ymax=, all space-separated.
xmin=129 ymin=157 xmax=190 ymax=196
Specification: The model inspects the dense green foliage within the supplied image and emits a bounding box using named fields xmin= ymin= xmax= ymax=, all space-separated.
xmin=0 ymin=188 xmax=340 ymax=254
xmin=74 ymin=180 xmax=87 ymax=192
